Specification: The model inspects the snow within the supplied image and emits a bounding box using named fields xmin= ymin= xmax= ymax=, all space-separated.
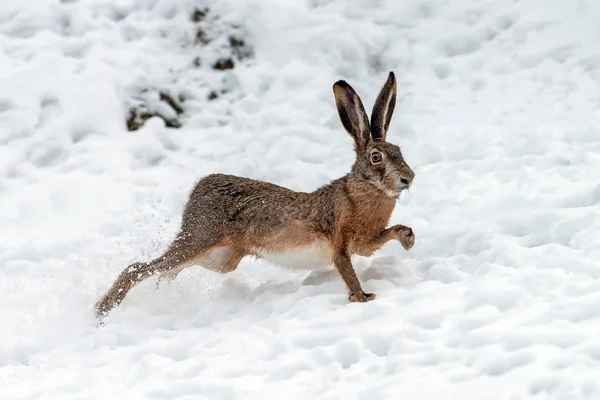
xmin=2 ymin=0 xmax=600 ymax=398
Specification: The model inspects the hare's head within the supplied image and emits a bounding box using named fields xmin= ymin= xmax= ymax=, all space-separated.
xmin=333 ymin=72 xmax=415 ymax=198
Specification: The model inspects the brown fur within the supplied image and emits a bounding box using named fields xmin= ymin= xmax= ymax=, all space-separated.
xmin=95 ymin=72 xmax=416 ymax=319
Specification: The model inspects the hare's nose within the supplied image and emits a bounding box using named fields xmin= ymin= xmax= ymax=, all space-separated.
xmin=400 ymin=177 xmax=410 ymax=186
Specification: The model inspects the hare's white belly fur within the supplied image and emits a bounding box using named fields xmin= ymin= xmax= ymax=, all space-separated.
xmin=252 ymin=242 xmax=333 ymax=270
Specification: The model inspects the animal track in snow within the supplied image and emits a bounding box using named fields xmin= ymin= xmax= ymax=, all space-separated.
xmin=362 ymin=332 xmax=394 ymax=357
xmin=331 ymin=339 xmax=361 ymax=369
xmin=70 ymin=129 xmax=94 ymax=144
xmin=29 ymin=144 xmax=68 ymax=168
xmin=37 ymin=95 xmax=63 ymax=128
xmin=473 ymin=350 xmax=535 ymax=377
xmin=0 ymin=98 xmax=15 ymax=112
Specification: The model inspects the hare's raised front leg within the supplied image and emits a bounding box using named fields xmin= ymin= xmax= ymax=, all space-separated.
xmin=394 ymin=225 xmax=415 ymax=250
xmin=353 ymin=225 xmax=415 ymax=257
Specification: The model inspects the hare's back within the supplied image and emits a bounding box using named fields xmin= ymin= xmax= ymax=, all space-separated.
xmin=191 ymin=173 xmax=299 ymax=203
xmin=183 ymin=173 xmax=302 ymax=231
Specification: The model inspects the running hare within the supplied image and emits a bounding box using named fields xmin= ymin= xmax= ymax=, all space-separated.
xmin=96 ymin=72 xmax=415 ymax=318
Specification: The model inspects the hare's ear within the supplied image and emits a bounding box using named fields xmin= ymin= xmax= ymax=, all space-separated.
xmin=333 ymin=80 xmax=370 ymax=151
xmin=370 ymin=71 xmax=397 ymax=142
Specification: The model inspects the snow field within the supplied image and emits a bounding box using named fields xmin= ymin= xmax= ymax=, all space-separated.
xmin=2 ymin=0 xmax=600 ymax=398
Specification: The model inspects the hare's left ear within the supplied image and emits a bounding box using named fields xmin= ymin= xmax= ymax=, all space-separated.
xmin=370 ymin=72 xmax=397 ymax=142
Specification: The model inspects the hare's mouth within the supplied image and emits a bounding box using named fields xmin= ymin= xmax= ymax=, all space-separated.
xmin=395 ymin=187 xmax=408 ymax=197
xmin=393 ymin=180 xmax=410 ymax=193
xmin=381 ymin=185 xmax=405 ymax=199
xmin=376 ymin=177 xmax=407 ymax=198
xmin=386 ymin=183 xmax=409 ymax=199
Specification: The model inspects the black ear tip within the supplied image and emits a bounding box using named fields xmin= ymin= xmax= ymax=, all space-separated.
xmin=333 ymin=80 xmax=351 ymax=89
xmin=388 ymin=71 xmax=396 ymax=81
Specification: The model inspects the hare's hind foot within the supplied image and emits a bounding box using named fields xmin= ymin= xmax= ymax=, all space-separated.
xmin=95 ymin=261 xmax=152 ymax=318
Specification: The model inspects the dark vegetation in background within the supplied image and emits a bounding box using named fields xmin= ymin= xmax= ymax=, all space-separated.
xmin=127 ymin=7 xmax=254 ymax=131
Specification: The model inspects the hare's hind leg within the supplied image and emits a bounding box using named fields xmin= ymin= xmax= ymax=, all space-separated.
xmin=158 ymin=245 xmax=247 ymax=283
xmin=95 ymin=234 xmax=218 ymax=318
xmin=201 ymin=246 xmax=247 ymax=274
xmin=95 ymin=261 xmax=157 ymax=318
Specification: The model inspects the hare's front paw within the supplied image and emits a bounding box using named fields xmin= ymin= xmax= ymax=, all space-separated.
xmin=394 ymin=225 xmax=415 ymax=250
xmin=348 ymin=292 xmax=376 ymax=303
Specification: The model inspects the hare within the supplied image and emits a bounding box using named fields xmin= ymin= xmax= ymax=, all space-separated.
xmin=95 ymin=72 xmax=415 ymax=318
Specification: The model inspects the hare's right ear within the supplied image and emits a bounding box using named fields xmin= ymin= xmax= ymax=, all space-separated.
xmin=370 ymin=71 xmax=397 ymax=142
xmin=333 ymin=80 xmax=370 ymax=151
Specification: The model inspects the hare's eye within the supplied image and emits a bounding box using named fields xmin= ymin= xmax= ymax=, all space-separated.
xmin=371 ymin=152 xmax=383 ymax=163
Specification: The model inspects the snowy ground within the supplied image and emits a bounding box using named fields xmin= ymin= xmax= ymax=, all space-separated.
xmin=2 ymin=0 xmax=600 ymax=398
